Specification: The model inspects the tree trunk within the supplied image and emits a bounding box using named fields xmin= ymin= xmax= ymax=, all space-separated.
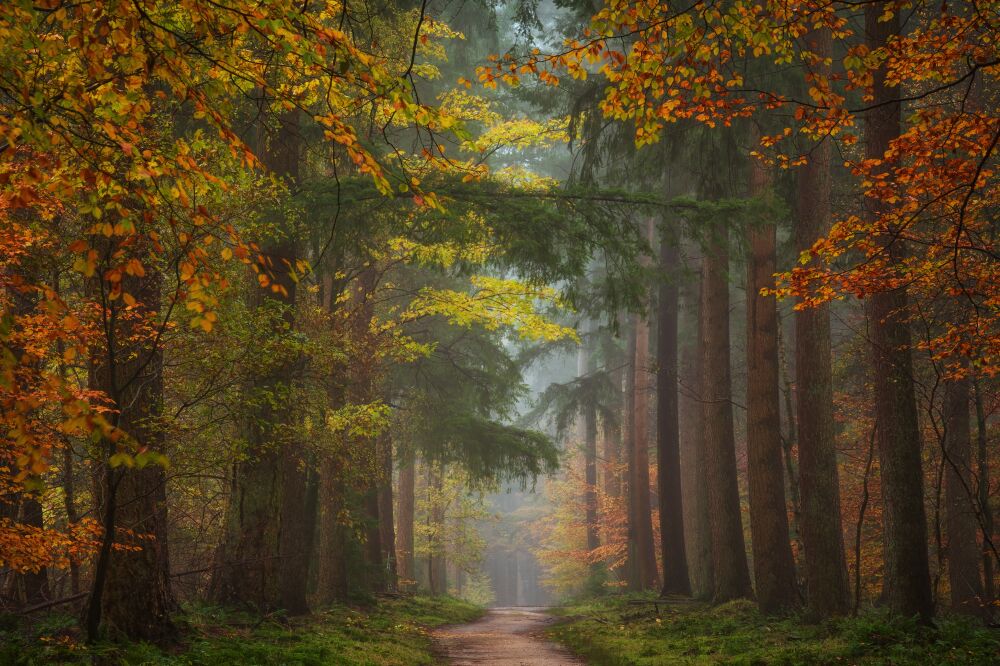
xmin=17 ymin=497 xmax=50 ymax=605
xmin=746 ymin=143 xmax=799 ymax=613
xmin=865 ymin=6 xmax=933 ymax=622
xmin=680 ymin=253 xmax=715 ymax=600
xmin=603 ymin=338 xmax=626 ymax=504
xmin=701 ymin=226 xmax=754 ymax=603
xmin=397 ymin=448 xmax=416 ymax=590
xmin=87 ymin=264 xmax=176 ymax=642
xmin=776 ymin=313 xmax=804 ymax=564
xmin=625 ymin=321 xmax=639 ymax=587
xmin=428 ymin=463 xmax=447 ymax=595
xmin=974 ymin=376 xmax=995 ymax=606
xmin=378 ymin=434 xmax=397 ymax=592
xmin=628 ymin=305 xmax=660 ymax=591
xmin=315 ymin=453 xmax=349 ymax=604
xmin=795 ymin=25 xmax=851 ymax=620
xmin=363 ymin=485 xmax=384 ymax=592
xmin=210 ymin=110 xmax=309 ymax=614
xmin=314 ymin=273 xmax=349 ymax=605
xmin=63 ymin=442 xmax=80 ymax=596
xmin=944 ymin=376 xmax=984 ymax=615
xmin=581 ymin=328 xmax=600 ymax=557
xmin=658 ymin=236 xmax=690 ymax=596
xmin=584 ymin=390 xmax=600 ymax=556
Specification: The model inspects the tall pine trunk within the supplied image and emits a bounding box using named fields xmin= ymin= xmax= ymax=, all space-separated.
xmin=627 ymin=278 xmax=659 ymax=591
xmin=701 ymin=225 xmax=753 ymax=603
xmin=865 ymin=6 xmax=933 ymax=621
xmin=657 ymin=236 xmax=690 ymax=596
xmin=363 ymin=486 xmax=384 ymax=592
xmin=584 ymin=388 xmax=601 ymax=556
xmin=428 ymin=463 xmax=447 ymax=595
xmin=944 ymin=376 xmax=983 ymax=615
xmin=578 ymin=324 xmax=600 ymax=557
xmin=745 ymin=144 xmax=799 ymax=613
xmin=795 ymin=27 xmax=850 ymax=618
xmin=603 ymin=338 xmax=626 ymax=504
xmin=680 ymin=251 xmax=714 ymax=600
xmin=397 ymin=447 xmax=416 ymax=590
xmin=316 ymin=452 xmax=349 ymax=604
xmin=366 ymin=428 xmax=395 ymax=596
xmin=210 ymin=110 xmax=309 ymax=614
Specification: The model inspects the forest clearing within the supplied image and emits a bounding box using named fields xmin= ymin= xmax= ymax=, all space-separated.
xmin=2 ymin=0 xmax=1000 ymax=664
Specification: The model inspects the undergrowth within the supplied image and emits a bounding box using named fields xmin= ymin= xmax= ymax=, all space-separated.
xmin=548 ymin=593 xmax=1000 ymax=665
xmin=0 ymin=595 xmax=482 ymax=665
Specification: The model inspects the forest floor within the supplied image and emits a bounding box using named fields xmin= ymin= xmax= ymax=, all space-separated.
xmin=0 ymin=595 xmax=481 ymax=665
xmin=547 ymin=594 xmax=1000 ymax=665
xmin=432 ymin=606 xmax=583 ymax=665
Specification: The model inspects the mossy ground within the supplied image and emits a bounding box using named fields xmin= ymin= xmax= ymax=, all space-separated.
xmin=0 ymin=595 xmax=482 ymax=665
xmin=548 ymin=594 xmax=1000 ymax=665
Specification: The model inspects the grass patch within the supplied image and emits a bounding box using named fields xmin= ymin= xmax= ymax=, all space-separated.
xmin=548 ymin=593 xmax=1000 ymax=665
xmin=0 ymin=595 xmax=482 ymax=665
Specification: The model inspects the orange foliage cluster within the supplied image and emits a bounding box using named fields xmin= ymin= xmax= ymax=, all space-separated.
xmin=0 ymin=0 xmax=447 ymax=573
xmin=0 ymin=519 xmax=100 ymax=575
xmin=532 ymin=437 xmax=660 ymax=596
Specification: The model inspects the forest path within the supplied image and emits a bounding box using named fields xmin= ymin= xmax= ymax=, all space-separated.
xmin=431 ymin=606 xmax=584 ymax=665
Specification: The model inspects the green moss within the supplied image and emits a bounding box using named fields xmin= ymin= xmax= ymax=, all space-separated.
xmin=548 ymin=594 xmax=1000 ymax=665
xmin=1 ymin=595 xmax=481 ymax=665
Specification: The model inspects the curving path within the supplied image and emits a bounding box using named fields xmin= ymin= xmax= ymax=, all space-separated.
xmin=432 ymin=606 xmax=584 ymax=665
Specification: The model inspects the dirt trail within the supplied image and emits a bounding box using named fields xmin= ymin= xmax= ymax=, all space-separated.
xmin=432 ymin=606 xmax=584 ymax=665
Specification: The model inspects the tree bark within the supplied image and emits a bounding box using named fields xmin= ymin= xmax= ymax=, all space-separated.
xmin=315 ymin=452 xmax=349 ymax=604
xmin=87 ymin=262 xmax=176 ymax=642
xmin=746 ymin=142 xmax=799 ymax=613
xmin=314 ymin=272 xmax=349 ymax=605
xmin=657 ymin=236 xmax=690 ymax=596
xmin=580 ymin=326 xmax=600 ymax=557
xmin=680 ymin=252 xmax=714 ymax=600
xmin=18 ymin=497 xmax=50 ymax=605
xmin=865 ymin=6 xmax=933 ymax=622
xmin=944 ymin=376 xmax=984 ymax=615
xmin=795 ymin=25 xmax=851 ymax=620
xmin=974 ymin=376 xmax=995 ymax=605
xmin=625 ymin=320 xmax=639 ymax=587
xmin=363 ymin=484 xmax=385 ymax=592
xmin=584 ymin=385 xmax=600 ymax=556
xmin=378 ymin=434 xmax=397 ymax=592
xmin=701 ymin=225 xmax=754 ymax=603
xmin=627 ymin=299 xmax=659 ymax=591
xmin=428 ymin=463 xmax=447 ymax=596
xmin=397 ymin=447 xmax=416 ymax=590
xmin=210 ymin=110 xmax=309 ymax=614
xmin=603 ymin=338 xmax=626 ymax=504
